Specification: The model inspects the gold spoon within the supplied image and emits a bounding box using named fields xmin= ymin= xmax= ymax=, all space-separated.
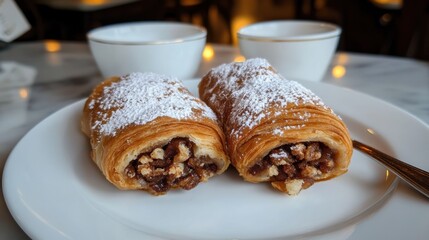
xmin=353 ymin=140 xmax=429 ymax=198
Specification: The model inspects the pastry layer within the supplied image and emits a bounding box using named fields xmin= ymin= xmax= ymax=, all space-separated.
xmin=81 ymin=73 xmax=229 ymax=195
xmin=199 ymin=58 xmax=352 ymax=195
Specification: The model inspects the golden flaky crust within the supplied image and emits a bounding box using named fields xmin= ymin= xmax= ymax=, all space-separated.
xmin=199 ymin=59 xmax=352 ymax=194
xmin=81 ymin=73 xmax=229 ymax=195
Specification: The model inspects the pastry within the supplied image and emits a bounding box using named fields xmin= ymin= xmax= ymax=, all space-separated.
xmin=199 ymin=58 xmax=352 ymax=195
xmin=81 ymin=72 xmax=229 ymax=195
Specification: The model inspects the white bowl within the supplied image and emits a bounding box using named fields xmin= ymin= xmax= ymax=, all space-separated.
xmin=238 ymin=20 xmax=341 ymax=82
xmin=87 ymin=21 xmax=207 ymax=79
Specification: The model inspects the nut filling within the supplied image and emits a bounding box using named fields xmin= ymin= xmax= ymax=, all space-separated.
xmin=248 ymin=142 xmax=335 ymax=190
xmin=124 ymin=138 xmax=218 ymax=194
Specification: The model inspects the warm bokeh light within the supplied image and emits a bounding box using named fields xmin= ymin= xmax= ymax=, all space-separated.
xmin=181 ymin=0 xmax=202 ymax=7
xmin=203 ymin=45 xmax=215 ymax=60
xmin=232 ymin=16 xmax=256 ymax=45
xmin=372 ymin=0 xmax=403 ymax=7
xmin=332 ymin=65 xmax=346 ymax=79
xmin=82 ymin=0 xmax=106 ymax=5
xmin=19 ymin=88 xmax=29 ymax=99
xmin=367 ymin=128 xmax=376 ymax=135
xmin=385 ymin=170 xmax=390 ymax=180
xmin=234 ymin=55 xmax=246 ymax=62
xmin=44 ymin=40 xmax=61 ymax=52
xmin=336 ymin=53 xmax=349 ymax=65
xmin=379 ymin=13 xmax=393 ymax=26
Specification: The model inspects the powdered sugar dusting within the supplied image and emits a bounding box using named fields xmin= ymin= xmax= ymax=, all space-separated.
xmin=270 ymin=148 xmax=289 ymax=159
xmin=272 ymin=128 xmax=284 ymax=136
xmin=90 ymin=72 xmax=217 ymax=136
xmin=204 ymin=58 xmax=331 ymax=141
xmin=272 ymin=124 xmax=306 ymax=136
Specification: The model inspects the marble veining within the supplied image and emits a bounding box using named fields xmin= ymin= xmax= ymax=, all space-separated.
xmin=325 ymin=52 xmax=429 ymax=124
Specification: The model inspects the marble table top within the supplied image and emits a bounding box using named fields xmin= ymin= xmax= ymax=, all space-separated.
xmin=1 ymin=41 xmax=428 ymax=239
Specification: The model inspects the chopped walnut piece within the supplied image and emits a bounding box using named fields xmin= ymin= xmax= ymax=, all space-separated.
xmin=285 ymin=179 xmax=304 ymax=195
xmin=144 ymin=168 xmax=166 ymax=182
xmin=267 ymin=165 xmax=279 ymax=177
xmin=301 ymin=165 xmax=321 ymax=178
xmin=201 ymin=165 xmax=217 ymax=178
xmin=269 ymin=148 xmax=291 ymax=165
xmin=305 ymin=143 xmax=322 ymax=161
xmin=174 ymin=142 xmax=191 ymax=162
xmin=138 ymin=165 xmax=152 ymax=176
xmin=178 ymin=172 xmax=200 ymax=190
xmin=290 ymin=143 xmax=306 ymax=160
xmin=319 ymin=158 xmax=335 ymax=173
xmin=168 ymin=163 xmax=185 ymax=177
xmin=138 ymin=155 xmax=153 ymax=164
xmin=325 ymin=159 xmax=334 ymax=168
xmin=137 ymin=177 xmax=147 ymax=186
xmin=150 ymin=148 xmax=164 ymax=160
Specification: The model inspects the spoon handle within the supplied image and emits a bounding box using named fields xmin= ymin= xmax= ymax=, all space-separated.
xmin=353 ymin=140 xmax=429 ymax=199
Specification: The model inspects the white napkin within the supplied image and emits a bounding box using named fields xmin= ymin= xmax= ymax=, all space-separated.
xmin=0 ymin=0 xmax=31 ymax=42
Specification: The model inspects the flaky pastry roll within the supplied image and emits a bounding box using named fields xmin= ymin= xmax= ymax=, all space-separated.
xmin=199 ymin=59 xmax=352 ymax=195
xmin=81 ymin=72 xmax=229 ymax=195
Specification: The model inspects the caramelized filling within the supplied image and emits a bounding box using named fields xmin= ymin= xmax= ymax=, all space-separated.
xmin=124 ymin=138 xmax=218 ymax=194
xmin=248 ymin=142 xmax=335 ymax=191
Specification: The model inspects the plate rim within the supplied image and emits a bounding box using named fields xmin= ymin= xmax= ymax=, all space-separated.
xmin=5 ymin=79 xmax=429 ymax=239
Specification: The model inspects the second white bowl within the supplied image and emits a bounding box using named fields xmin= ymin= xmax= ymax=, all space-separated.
xmin=87 ymin=21 xmax=207 ymax=79
xmin=238 ymin=20 xmax=341 ymax=82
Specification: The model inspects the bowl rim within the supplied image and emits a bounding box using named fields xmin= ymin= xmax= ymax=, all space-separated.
xmin=87 ymin=21 xmax=207 ymax=45
xmin=237 ymin=20 xmax=341 ymax=42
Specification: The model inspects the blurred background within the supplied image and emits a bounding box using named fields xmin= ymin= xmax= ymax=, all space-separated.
xmin=14 ymin=0 xmax=429 ymax=60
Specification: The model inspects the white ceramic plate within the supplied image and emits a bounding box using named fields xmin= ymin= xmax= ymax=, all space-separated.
xmin=6 ymin=79 xmax=429 ymax=240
